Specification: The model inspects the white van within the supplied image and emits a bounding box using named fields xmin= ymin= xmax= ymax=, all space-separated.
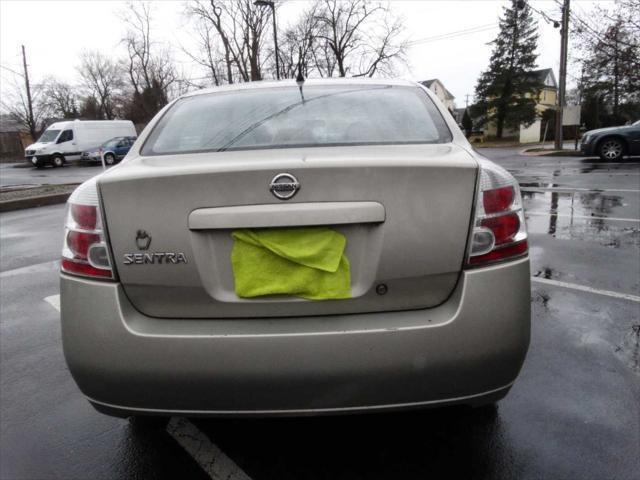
xmin=25 ymin=120 xmax=136 ymax=168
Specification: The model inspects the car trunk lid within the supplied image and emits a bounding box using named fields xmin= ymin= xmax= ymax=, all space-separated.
xmin=99 ymin=144 xmax=477 ymax=318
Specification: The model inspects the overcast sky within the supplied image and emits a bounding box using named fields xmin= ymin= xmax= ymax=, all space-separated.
xmin=0 ymin=0 xmax=604 ymax=109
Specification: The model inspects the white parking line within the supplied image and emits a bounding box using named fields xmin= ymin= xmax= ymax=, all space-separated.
xmin=44 ymin=294 xmax=60 ymax=312
xmin=525 ymin=211 xmax=640 ymax=223
xmin=41 ymin=294 xmax=249 ymax=478
xmin=520 ymin=187 xmax=640 ymax=193
xmin=532 ymin=277 xmax=640 ymax=303
xmin=511 ymin=162 xmax=640 ymax=168
xmin=0 ymin=260 xmax=59 ymax=278
xmin=167 ymin=417 xmax=252 ymax=480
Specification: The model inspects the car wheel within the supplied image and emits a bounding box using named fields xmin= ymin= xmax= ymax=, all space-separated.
xmin=104 ymin=153 xmax=116 ymax=165
xmin=52 ymin=155 xmax=65 ymax=168
xmin=598 ymin=138 xmax=624 ymax=161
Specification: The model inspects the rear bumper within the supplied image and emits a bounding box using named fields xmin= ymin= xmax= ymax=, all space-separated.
xmin=60 ymin=258 xmax=531 ymax=417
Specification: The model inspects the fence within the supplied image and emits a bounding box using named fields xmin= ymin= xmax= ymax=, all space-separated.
xmin=0 ymin=132 xmax=31 ymax=163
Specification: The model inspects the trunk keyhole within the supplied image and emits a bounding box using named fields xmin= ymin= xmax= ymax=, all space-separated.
xmin=376 ymin=284 xmax=388 ymax=295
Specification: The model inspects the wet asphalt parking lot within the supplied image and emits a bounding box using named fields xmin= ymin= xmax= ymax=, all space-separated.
xmin=1 ymin=148 xmax=639 ymax=479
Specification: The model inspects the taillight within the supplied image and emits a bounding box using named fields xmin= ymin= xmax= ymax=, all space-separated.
xmin=466 ymin=160 xmax=528 ymax=267
xmin=61 ymin=178 xmax=114 ymax=280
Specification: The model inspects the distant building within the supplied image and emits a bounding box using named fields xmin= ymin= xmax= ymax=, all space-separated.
xmin=529 ymin=68 xmax=558 ymax=111
xmin=419 ymin=79 xmax=456 ymax=112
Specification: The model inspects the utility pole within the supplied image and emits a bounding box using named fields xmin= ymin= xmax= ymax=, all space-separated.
xmin=465 ymin=94 xmax=471 ymax=107
xmin=554 ymin=0 xmax=570 ymax=150
xmin=21 ymin=44 xmax=36 ymax=139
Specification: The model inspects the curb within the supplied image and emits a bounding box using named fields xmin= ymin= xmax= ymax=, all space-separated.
xmin=520 ymin=149 xmax=586 ymax=157
xmin=475 ymin=143 xmax=522 ymax=149
xmin=0 ymin=192 xmax=71 ymax=213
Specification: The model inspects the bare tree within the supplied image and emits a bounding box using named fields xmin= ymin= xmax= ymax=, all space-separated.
xmin=41 ymin=77 xmax=79 ymax=118
xmin=186 ymin=0 xmax=406 ymax=82
xmin=188 ymin=1 xmax=236 ymax=83
xmin=0 ymin=74 xmax=49 ymax=137
xmin=278 ymin=5 xmax=321 ymax=78
xmin=310 ymin=34 xmax=338 ymax=77
xmin=182 ymin=17 xmax=227 ymax=86
xmin=77 ymin=51 xmax=124 ymax=119
xmin=313 ymin=0 xmax=407 ymax=78
xmin=352 ymin=15 xmax=407 ymax=77
xmin=121 ymin=1 xmax=177 ymax=96
xmin=187 ymin=0 xmax=270 ymax=83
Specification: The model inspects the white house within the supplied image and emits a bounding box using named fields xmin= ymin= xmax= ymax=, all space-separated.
xmin=419 ymin=79 xmax=456 ymax=112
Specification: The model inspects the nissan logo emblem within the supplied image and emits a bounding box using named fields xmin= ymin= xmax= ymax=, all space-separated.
xmin=269 ymin=173 xmax=300 ymax=200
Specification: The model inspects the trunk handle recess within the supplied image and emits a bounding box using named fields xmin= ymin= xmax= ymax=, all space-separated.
xmin=188 ymin=202 xmax=385 ymax=230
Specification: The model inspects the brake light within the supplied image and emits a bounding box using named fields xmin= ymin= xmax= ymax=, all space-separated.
xmin=467 ymin=160 xmax=528 ymax=267
xmin=483 ymin=186 xmax=515 ymax=214
xmin=61 ymin=178 xmax=114 ymax=280
xmin=70 ymin=204 xmax=97 ymax=230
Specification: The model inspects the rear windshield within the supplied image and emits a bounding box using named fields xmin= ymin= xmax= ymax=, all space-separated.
xmin=141 ymin=85 xmax=452 ymax=156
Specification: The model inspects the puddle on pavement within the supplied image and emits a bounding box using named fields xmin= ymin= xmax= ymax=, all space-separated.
xmin=508 ymin=160 xmax=640 ymax=191
xmin=526 ymin=213 xmax=639 ymax=248
xmin=522 ymin=189 xmax=640 ymax=247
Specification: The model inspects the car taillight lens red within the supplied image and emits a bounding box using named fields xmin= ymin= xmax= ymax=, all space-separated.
xmin=61 ymin=258 xmax=114 ymax=278
xmin=66 ymin=230 xmax=101 ymax=259
xmin=481 ymin=212 xmax=520 ymax=245
xmin=482 ymin=186 xmax=515 ymax=214
xmin=468 ymin=240 xmax=528 ymax=265
xmin=467 ymin=162 xmax=528 ymax=267
xmin=70 ymin=204 xmax=97 ymax=230
xmin=62 ymin=200 xmax=114 ymax=281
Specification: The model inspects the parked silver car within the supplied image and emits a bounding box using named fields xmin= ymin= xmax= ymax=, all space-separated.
xmin=60 ymin=79 xmax=530 ymax=418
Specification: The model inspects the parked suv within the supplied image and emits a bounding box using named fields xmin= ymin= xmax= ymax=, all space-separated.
xmin=81 ymin=136 xmax=137 ymax=165
xmin=580 ymin=119 xmax=640 ymax=161
xmin=60 ymin=79 xmax=531 ymax=419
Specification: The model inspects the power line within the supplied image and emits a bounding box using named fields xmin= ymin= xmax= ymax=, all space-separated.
xmin=0 ymin=64 xmax=24 ymax=77
xmin=407 ymin=23 xmax=498 ymax=47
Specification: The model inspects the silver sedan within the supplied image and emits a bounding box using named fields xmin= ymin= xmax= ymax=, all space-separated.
xmin=60 ymin=79 xmax=530 ymax=418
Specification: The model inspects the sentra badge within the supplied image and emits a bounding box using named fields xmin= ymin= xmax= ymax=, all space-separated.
xmin=123 ymin=252 xmax=188 ymax=265
xmin=124 ymin=230 xmax=187 ymax=265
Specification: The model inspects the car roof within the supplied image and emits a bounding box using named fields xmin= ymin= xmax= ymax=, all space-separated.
xmin=181 ymin=78 xmax=420 ymax=100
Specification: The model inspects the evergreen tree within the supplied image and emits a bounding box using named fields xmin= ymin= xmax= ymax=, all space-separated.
xmin=461 ymin=108 xmax=473 ymax=136
xmin=472 ymin=0 xmax=541 ymax=138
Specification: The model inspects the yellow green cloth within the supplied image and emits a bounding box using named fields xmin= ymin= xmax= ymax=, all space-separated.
xmin=231 ymin=227 xmax=351 ymax=300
